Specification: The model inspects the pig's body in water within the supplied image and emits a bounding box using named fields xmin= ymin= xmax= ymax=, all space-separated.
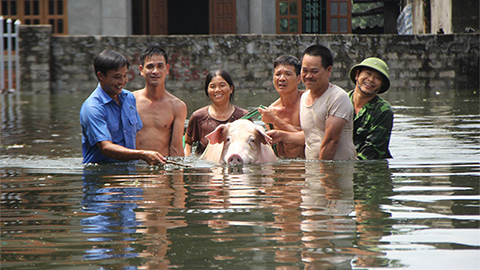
xmin=201 ymin=119 xmax=277 ymax=164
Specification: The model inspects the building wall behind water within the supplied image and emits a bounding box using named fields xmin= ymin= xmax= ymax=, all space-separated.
xmin=18 ymin=25 xmax=479 ymax=94
xmin=68 ymin=0 xmax=132 ymax=35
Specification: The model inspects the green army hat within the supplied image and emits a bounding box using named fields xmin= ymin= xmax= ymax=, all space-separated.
xmin=349 ymin=57 xmax=390 ymax=93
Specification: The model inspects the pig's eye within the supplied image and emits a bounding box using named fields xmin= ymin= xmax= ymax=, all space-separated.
xmin=225 ymin=137 xmax=231 ymax=143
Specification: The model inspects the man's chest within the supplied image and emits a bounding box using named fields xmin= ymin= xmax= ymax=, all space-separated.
xmin=138 ymin=101 xmax=175 ymax=129
xmin=142 ymin=112 xmax=174 ymax=130
xmin=275 ymin=108 xmax=301 ymax=126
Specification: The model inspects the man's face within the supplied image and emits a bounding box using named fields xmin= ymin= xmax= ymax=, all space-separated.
xmin=97 ymin=65 xmax=129 ymax=98
xmin=301 ymin=54 xmax=331 ymax=91
xmin=355 ymin=67 xmax=384 ymax=95
xmin=273 ymin=64 xmax=300 ymax=94
xmin=140 ymin=54 xmax=170 ymax=87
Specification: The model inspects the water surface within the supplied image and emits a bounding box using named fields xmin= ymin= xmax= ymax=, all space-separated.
xmin=1 ymin=88 xmax=479 ymax=269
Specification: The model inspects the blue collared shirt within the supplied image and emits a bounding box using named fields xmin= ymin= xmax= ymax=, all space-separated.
xmin=80 ymin=84 xmax=143 ymax=164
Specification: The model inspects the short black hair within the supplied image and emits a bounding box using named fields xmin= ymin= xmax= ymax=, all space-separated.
xmin=204 ymin=70 xmax=235 ymax=103
xmin=140 ymin=45 xmax=168 ymax=66
xmin=274 ymin=55 xmax=301 ymax=76
xmin=93 ymin=50 xmax=130 ymax=79
xmin=302 ymin=44 xmax=333 ymax=69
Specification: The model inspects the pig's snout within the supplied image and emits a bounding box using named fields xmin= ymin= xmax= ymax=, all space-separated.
xmin=227 ymin=154 xmax=244 ymax=165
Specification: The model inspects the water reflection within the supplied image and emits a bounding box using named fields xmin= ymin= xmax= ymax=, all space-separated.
xmin=1 ymin=89 xmax=479 ymax=270
xmin=1 ymin=93 xmax=82 ymax=158
xmin=81 ymin=165 xmax=187 ymax=269
xmin=383 ymin=89 xmax=479 ymax=162
xmin=2 ymin=158 xmax=479 ymax=269
xmin=0 ymin=171 xmax=85 ymax=268
xmin=300 ymin=162 xmax=355 ymax=269
xmin=169 ymin=161 xmax=359 ymax=269
xmin=352 ymin=161 xmax=397 ymax=268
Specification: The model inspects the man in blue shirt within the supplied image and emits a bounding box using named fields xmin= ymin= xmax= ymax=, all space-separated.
xmin=80 ymin=50 xmax=166 ymax=165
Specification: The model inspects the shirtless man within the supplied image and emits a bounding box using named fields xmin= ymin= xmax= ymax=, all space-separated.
xmin=133 ymin=45 xmax=187 ymax=157
xmin=258 ymin=55 xmax=305 ymax=158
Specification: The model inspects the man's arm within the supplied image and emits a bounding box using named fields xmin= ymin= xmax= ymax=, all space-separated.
xmin=169 ymin=100 xmax=187 ymax=156
xmin=183 ymin=113 xmax=196 ymax=156
xmin=184 ymin=141 xmax=193 ymax=156
xmin=267 ymin=130 xmax=305 ymax=145
xmin=258 ymin=107 xmax=301 ymax=132
xmin=319 ymin=115 xmax=346 ymax=160
xmin=97 ymin=141 xmax=166 ymax=165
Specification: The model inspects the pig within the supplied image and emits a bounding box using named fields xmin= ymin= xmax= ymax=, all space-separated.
xmin=200 ymin=119 xmax=277 ymax=164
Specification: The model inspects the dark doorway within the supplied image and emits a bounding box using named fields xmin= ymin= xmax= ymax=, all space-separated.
xmin=132 ymin=0 xmax=148 ymax=35
xmin=168 ymin=0 xmax=209 ymax=35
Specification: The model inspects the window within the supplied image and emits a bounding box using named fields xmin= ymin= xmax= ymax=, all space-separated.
xmin=1 ymin=0 xmax=68 ymax=35
xmin=303 ymin=0 xmax=326 ymax=34
xmin=327 ymin=0 xmax=350 ymax=33
xmin=276 ymin=0 xmax=302 ymax=33
xmin=277 ymin=0 xmax=350 ymax=34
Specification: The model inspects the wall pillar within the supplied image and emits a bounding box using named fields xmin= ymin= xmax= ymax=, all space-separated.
xmin=249 ymin=0 xmax=263 ymax=33
xmin=431 ymin=0 xmax=452 ymax=34
xmin=18 ymin=25 xmax=51 ymax=94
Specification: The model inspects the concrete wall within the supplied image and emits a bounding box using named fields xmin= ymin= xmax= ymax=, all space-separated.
xmin=64 ymin=1 xmax=477 ymax=36
xmin=17 ymin=25 xmax=479 ymax=94
xmin=68 ymin=0 xmax=131 ymax=35
xmin=248 ymin=0 xmax=276 ymax=34
xmin=17 ymin=25 xmax=52 ymax=94
xmin=68 ymin=0 xmax=275 ymax=36
xmin=236 ymin=0 xmax=250 ymax=34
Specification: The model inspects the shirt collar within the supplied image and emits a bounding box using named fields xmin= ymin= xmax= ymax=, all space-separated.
xmin=96 ymin=83 xmax=126 ymax=104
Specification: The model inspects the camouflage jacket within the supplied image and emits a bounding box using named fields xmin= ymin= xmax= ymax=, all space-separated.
xmin=348 ymin=90 xmax=393 ymax=160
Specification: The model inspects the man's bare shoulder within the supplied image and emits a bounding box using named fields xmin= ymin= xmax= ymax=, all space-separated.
xmin=132 ymin=88 xmax=147 ymax=99
xmin=268 ymin=98 xmax=282 ymax=109
xmin=164 ymin=92 xmax=187 ymax=117
xmin=165 ymin=91 xmax=187 ymax=107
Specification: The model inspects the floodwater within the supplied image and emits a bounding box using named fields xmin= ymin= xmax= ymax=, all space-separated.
xmin=1 ymin=88 xmax=479 ymax=270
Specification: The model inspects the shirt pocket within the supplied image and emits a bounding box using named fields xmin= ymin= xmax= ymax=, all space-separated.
xmin=125 ymin=114 xmax=140 ymax=139
xmin=107 ymin=119 xmax=120 ymax=133
xmin=123 ymin=114 xmax=139 ymax=149
xmin=127 ymin=114 xmax=139 ymax=129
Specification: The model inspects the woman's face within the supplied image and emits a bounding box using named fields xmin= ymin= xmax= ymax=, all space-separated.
xmin=207 ymin=75 xmax=233 ymax=106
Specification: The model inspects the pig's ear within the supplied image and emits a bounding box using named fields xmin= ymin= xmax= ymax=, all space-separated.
xmin=206 ymin=124 xmax=228 ymax=144
xmin=255 ymin=127 xmax=273 ymax=145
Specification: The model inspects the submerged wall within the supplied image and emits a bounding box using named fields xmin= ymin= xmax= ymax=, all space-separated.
xmin=18 ymin=25 xmax=479 ymax=94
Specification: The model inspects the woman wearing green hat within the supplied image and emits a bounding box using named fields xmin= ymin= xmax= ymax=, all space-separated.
xmin=348 ymin=57 xmax=393 ymax=160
